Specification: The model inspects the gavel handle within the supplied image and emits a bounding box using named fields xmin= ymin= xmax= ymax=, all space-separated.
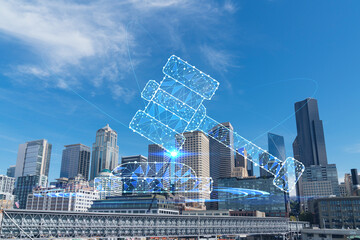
xmin=196 ymin=115 xmax=305 ymax=192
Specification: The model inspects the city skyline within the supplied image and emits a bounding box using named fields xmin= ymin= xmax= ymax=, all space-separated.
xmin=1 ymin=1 xmax=360 ymax=188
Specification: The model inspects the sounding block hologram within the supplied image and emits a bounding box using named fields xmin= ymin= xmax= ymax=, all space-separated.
xmin=129 ymin=55 xmax=305 ymax=193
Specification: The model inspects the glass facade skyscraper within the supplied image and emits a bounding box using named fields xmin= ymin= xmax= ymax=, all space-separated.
xmin=293 ymin=98 xmax=328 ymax=167
xmin=90 ymin=124 xmax=119 ymax=180
xmin=260 ymin=133 xmax=286 ymax=177
xmin=14 ymin=139 xmax=52 ymax=179
xmin=60 ymin=144 xmax=91 ymax=180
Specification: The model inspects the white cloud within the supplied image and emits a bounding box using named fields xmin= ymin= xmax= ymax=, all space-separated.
xmin=0 ymin=0 xmax=236 ymax=103
xmin=200 ymin=45 xmax=238 ymax=72
xmin=111 ymin=84 xmax=136 ymax=104
xmin=345 ymin=143 xmax=360 ymax=153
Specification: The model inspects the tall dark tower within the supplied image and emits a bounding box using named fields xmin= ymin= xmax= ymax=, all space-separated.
xmin=293 ymin=98 xmax=328 ymax=167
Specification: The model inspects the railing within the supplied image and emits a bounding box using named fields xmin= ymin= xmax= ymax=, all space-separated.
xmin=0 ymin=210 xmax=307 ymax=239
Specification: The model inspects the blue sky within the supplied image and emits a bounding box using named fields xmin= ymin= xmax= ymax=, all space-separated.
xmin=0 ymin=0 xmax=359 ymax=188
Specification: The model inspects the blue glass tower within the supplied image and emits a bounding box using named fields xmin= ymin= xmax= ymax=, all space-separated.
xmin=261 ymin=133 xmax=286 ymax=177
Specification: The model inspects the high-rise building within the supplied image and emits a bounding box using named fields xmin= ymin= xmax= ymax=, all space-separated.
xmin=121 ymin=155 xmax=147 ymax=165
xmin=90 ymin=124 xmax=119 ymax=180
xmin=148 ymin=144 xmax=170 ymax=163
xmin=209 ymin=122 xmax=234 ymax=179
xmin=60 ymin=144 xmax=91 ymax=180
xmin=14 ymin=139 xmax=52 ymax=179
xmin=293 ymin=98 xmax=328 ymax=167
xmin=13 ymin=175 xmax=47 ymax=209
xmin=177 ymin=131 xmax=210 ymax=201
xmin=247 ymin=159 xmax=254 ymax=177
xmin=260 ymin=133 xmax=286 ymax=177
xmin=208 ymin=122 xmax=234 ymax=210
xmin=231 ymin=148 xmax=248 ymax=178
xmin=6 ymin=165 xmax=15 ymax=178
xmin=298 ymin=164 xmax=340 ymax=210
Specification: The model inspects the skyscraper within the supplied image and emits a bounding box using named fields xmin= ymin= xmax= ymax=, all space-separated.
xmin=209 ymin=122 xmax=235 ymax=179
xmin=177 ymin=131 xmax=210 ymax=201
xmin=6 ymin=165 xmax=15 ymax=178
xmin=293 ymin=98 xmax=328 ymax=167
xmin=260 ymin=133 xmax=286 ymax=177
xmin=208 ymin=122 xmax=235 ymax=209
xmin=60 ymin=144 xmax=91 ymax=180
xmin=121 ymin=155 xmax=147 ymax=165
xmin=14 ymin=139 xmax=52 ymax=179
xmin=90 ymin=124 xmax=119 ymax=180
xmin=148 ymin=144 xmax=170 ymax=163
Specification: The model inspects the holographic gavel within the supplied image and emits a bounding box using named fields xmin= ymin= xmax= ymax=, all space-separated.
xmin=129 ymin=55 xmax=305 ymax=192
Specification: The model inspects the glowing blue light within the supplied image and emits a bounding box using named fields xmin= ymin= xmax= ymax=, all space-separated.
xmin=170 ymin=150 xmax=178 ymax=157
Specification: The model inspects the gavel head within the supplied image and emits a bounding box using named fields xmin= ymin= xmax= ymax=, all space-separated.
xmin=163 ymin=55 xmax=220 ymax=101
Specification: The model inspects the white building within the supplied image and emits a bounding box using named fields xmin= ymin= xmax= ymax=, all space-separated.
xmin=0 ymin=175 xmax=15 ymax=209
xmin=177 ymin=131 xmax=210 ymax=201
xmin=90 ymin=124 xmax=119 ymax=180
xmin=26 ymin=175 xmax=99 ymax=212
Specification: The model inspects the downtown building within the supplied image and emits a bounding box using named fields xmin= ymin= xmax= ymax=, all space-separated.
xmin=292 ymin=98 xmax=340 ymax=210
xmin=6 ymin=165 xmax=15 ymax=178
xmin=26 ymin=174 xmax=99 ymax=212
xmin=177 ymin=131 xmax=210 ymax=202
xmin=14 ymin=139 xmax=52 ymax=179
xmin=90 ymin=124 xmax=119 ymax=180
xmin=14 ymin=139 xmax=52 ymax=209
xmin=60 ymin=144 xmax=91 ymax=180
xmin=309 ymin=196 xmax=360 ymax=229
xmin=148 ymin=144 xmax=170 ymax=163
xmin=208 ymin=122 xmax=235 ymax=210
xmin=0 ymin=175 xmax=15 ymax=209
xmin=260 ymin=133 xmax=286 ymax=177
xmin=121 ymin=155 xmax=147 ymax=165
xmin=217 ymin=177 xmax=289 ymax=217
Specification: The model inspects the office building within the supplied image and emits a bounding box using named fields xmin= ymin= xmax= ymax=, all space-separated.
xmin=0 ymin=175 xmax=15 ymax=194
xmin=298 ymin=164 xmax=340 ymax=210
xmin=90 ymin=124 xmax=119 ymax=180
xmin=208 ymin=122 xmax=234 ymax=209
xmin=177 ymin=131 xmax=210 ymax=201
xmin=121 ymin=155 xmax=147 ymax=165
xmin=15 ymin=139 xmax=52 ymax=179
xmin=0 ymin=175 xmax=16 ymax=209
xmin=218 ymin=177 xmax=289 ymax=217
xmin=60 ymin=144 xmax=91 ymax=180
xmin=27 ymin=175 xmax=99 ymax=212
xmin=13 ymin=175 xmax=47 ymax=209
xmin=351 ymin=169 xmax=360 ymax=196
xmin=6 ymin=165 xmax=15 ymax=178
xmin=148 ymin=144 xmax=170 ymax=163
xmin=247 ymin=159 xmax=254 ymax=177
xmin=293 ymin=98 xmax=328 ymax=167
xmin=339 ymin=182 xmax=347 ymax=197
xmin=310 ymin=196 xmax=360 ymax=229
xmin=89 ymin=194 xmax=179 ymax=215
xmin=260 ymin=133 xmax=286 ymax=177
xmin=232 ymin=148 xmax=248 ymax=178
xmin=209 ymin=122 xmax=234 ymax=179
